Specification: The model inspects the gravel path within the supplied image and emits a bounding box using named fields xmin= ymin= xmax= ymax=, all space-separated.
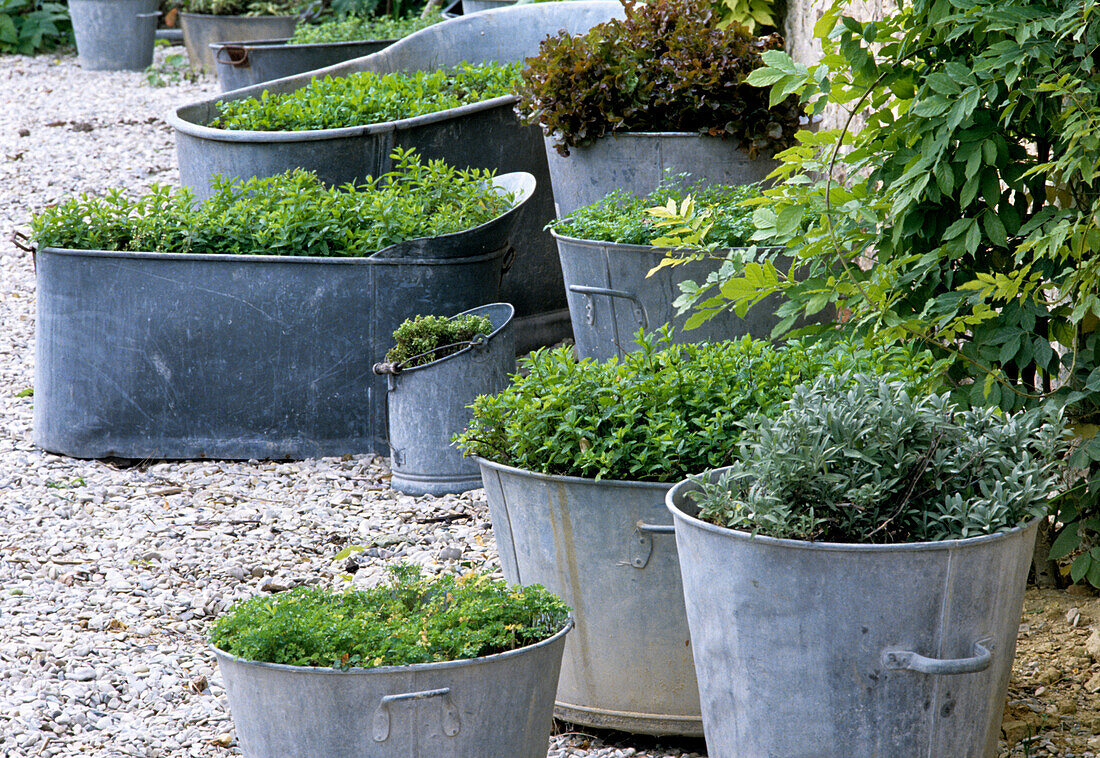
xmin=0 ymin=48 xmax=705 ymax=758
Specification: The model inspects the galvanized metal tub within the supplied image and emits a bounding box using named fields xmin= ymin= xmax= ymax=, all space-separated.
xmin=32 ymin=173 xmax=533 ymax=461
xmin=380 ymin=302 xmax=515 ymax=496
xmin=666 ymin=468 xmax=1039 ymax=758
xmin=553 ymin=231 xmax=786 ymax=361
xmin=213 ymin=619 xmax=571 ymax=758
xmin=180 ymin=11 xmax=298 ymax=73
xmin=477 ymin=458 xmax=703 ymax=736
xmin=211 ymin=37 xmax=394 ymax=92
xmin=543 ymin=132 xmax=779 ymax=218
xmin=169 ymin=1 xmax=626 ymax=352
xmin=69 ymin=0 xmax=160 ymax=71
xmin=464 ymin=0 xmax=517 ymax=11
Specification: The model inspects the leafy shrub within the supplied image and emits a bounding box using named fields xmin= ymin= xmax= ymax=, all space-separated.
xmin=549 ymin=176 xmax=762 ymax=248
xmin=29 ymin=149 xmax=515 ymax=258
xmin=515 ymin=0 xmax=803 ymax=156
xmin=688 ymin=374 xmax=1067 ymax=544
xmin=180 ymin=0 xmax=305 ymax=16
xmin=144 ymin=40 xmax=203 ymax=87
xmin=289 ymin=12 xmax=438 ymax=43
xmin=211 ymin=61 xmax=521 ymax=131
xmin=0 ymin=0 xmax=70 ymax=55
xmin=457 ymin=329 xmax=945 ymax=482
xmin=209 ymin=565 xmax=570 ymax=667
xmin=386 ymin=313 xmax=494 ymax=368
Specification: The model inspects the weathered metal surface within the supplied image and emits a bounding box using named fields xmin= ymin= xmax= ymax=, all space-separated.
xmin=69 ymin=0 xmax=159 ymax=71
xmin=211 ymin=37 xmax=394 ymax=92
xmin=180 ymin=12 xmax=298 ymax=73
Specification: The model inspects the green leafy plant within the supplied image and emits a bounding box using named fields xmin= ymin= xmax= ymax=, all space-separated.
xmin=0 ymin=0 xmax=70 ymax=54
xmin=211 ymin=61 xmax=520 ymax=131
xmin=144 ymin=40 xmax=203 ymax=87
xmin=709 ymin=0 xmax=778 ymax=34
xmin=289 ymin=11 xmax=438 ymax=43
xmin=652 ymin=0 xmax=1098 ymax=582
xmin=515 ymin=0 xmax=802 ymax=157
xmin=689 ymin=373 xmax=1068 ymax=544
xmin=29 ymin=148 xmax=515 ymax=257
xmin=179 ymin=0 xmax=307 ymax=16
xmin=548 ymin=176 xmax=763 ymax=249
xmin=209 ymin=564 xmax=570 ymax=667
xmin=457 ymin=329 xmax=945 ymax=482
xmin=385 ymin=313 xmax=493 ymax=368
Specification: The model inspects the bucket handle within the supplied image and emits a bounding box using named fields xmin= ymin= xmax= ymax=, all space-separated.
xmin=373 ymin=686 xmax=461 ymax=742
xmin=882 ymin=640 xmax=993 ymax=675
xmin=215 ymin=45 xmax=249 ymax=67
xmin=568 ymin=285 xmax=648 ymax=330
xmin=630 ymin=520 xmax=674 ymax=569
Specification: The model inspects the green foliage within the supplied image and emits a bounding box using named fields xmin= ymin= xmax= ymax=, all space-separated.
xmin=457 ymin=329 xmax=945 ymax=482
xmin=0 ymin=0 xmax=69 ymax=55
xmin=144 ymin=40 xmax=203 ymax=87
xmin=289 ymin=12 xmax=438 ymax=43
xmin=29 ymin=149 xmax=514 ymax=258
xmin=549 ymin=176 xmax=763 ymax=249
xmin=181 ymin=0 xmax=305 ymax=16
xmin=515 ymin=0 xmax=803 ymax=157
xmin=710 ymin=0 xmax=778 ymax=34
xmin=212 ymin=61 xmax=520 ymax=131
xmin=386 ymin=313 xmax=493 ymax=368
xmin=689 ymin=374 xmax=1068 ymax=544
xmin=209 ymin=565 xmax=570 ymax=667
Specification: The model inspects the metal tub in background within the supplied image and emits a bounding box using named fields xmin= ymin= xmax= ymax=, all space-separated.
xmin=169 ymin=1 xmax=626 ymax=351
xmin=667 ymin=469 xmax=1039 ymax=758
xmin=377 ymin=303 xmax=515 ymax=496
xmin=214 ymin=620 xmax=570 ymax=758
xmin=210 ymin=37 xmax=395 ymax=92
xmin=33 ymin=173 xmax=534 ymax=461
xmin=69 ymin=0 xmax=160 ymax=71
xmin=180 ymin=12 xmax=299 ymax=73
xmin=477 ymin=458 xmax=703 ymax=736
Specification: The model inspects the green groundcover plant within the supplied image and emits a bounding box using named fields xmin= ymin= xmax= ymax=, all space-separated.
xmin=515 ymin=0 xmax=803 ymax=156
xmin=179 ymin=0 xmax=305 ymax=16
xmin=29 ymin=149 xmax=514 ymax=257
xmin=289 ymin=12 xmax=439 ymax=44
xmin=548 ymin=176 xmax=763 ymax=249
xmin=689 ymin=373 xmax=1068 ymax=544
xmin=0 ymin=0 xmax=70 ymax=54
xmin=209 ymin=565 xmax=570 ymax=668
xmin=386 ymin=313 xmax=494 ymax=368
xmin=457 ymin=329 xmax=945 ymax=482
xmin=211 ymin=61 xmax=521 ymax=131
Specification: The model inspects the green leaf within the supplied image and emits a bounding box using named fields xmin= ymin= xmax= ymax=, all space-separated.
xmin=1071 ymin=553 xmax=1092 ymax=584
xmin=1048 ymin=524 xmax=1080 ymax=560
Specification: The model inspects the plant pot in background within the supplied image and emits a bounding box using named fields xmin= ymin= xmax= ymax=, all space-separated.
xmin=180 ymin=11 xmax=297 ymax=73
xmin=377 ymin=303 xmax=515 ymax=496
xmin=69 ymin=0 xmax=160 ymax=71
xmin=211 ymin=36 xmax=394 ymax=92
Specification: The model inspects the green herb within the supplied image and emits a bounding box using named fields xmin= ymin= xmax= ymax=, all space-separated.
xmin=30 ymin=148 xmax=515 ymax=258
xmin=0 ymin=0 xmax=70 ymax=55
xmin=457 ymin=329 xmax=945 ymax=482
xmin=516 ymin=0 xmax=802 ymax=156
xmin=211 ymin=61 xmax=521 ymax=132
xmin=386 ymin=313 xmax=494 ymax=368
xmin=209 ymin=565 xmax=570 ymax=667
xmin=688 ymin=373 xmax=1068 ymax=544
xmin=289 ymin=12 xmax=439 ymax=43
xmin=550 ymin=176 xmax=763 ymax=248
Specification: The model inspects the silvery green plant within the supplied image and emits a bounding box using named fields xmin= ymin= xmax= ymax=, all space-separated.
xmin=690 ymin=373 xmax=1067 ymax=544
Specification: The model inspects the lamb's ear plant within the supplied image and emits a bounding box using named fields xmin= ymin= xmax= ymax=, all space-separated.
xmin=385 ymin=313 xmax=493 ymax=368
xmin=689 ymin=373 xmax=1069 ymax=545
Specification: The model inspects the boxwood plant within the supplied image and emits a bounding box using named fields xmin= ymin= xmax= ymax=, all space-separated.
xmin=209 ymin=565 xmax=570 ymax=667
xmin=289 ymin=12 xmax=440 ymax=44
xmin=29 ymin=149 xmax=514 ymax=257
xmin=688 ymin=373 xmax=1067 ymax=544
xmin=385 ymin=313 xmax=494 ymax=368
xmin=457 ymin=329 xmax=945 ymax=482
xmin=212 ymin=61 xmax=521 ymax=131
xmin=515 ymin=0 xmax=803 ymax=156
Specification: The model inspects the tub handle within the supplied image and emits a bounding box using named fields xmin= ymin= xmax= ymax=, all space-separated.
xmin=568 ymin=285 xmax=648 ymax=330
xmin=216 ymin=46 xmax=249 ymax=67
xmin=373 ymin=686 xmax=460 ymax=742
xmin=882 ymin=640 xmax=993 ymax=675
xmin=630 ymin=520 xmax=675 ymax=569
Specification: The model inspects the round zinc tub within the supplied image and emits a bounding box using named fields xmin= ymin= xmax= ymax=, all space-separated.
xmin=169 ymin=1 xmax=626 ymax=352
xmin=666 ymin=469 xmax=1039 ymax=758
xmin=180 ymin=12 xmax=298 ymax=73
xmin=33 ymin=173 xmax=534 ymax=461
xmin=213 ymin=620 xmax=571 ymax=758
xmin=69 ymin=0 xmax=160 ymax=71
xmin=377 ymin=303 xmax=515 ymax=496
xmin=477 ymin=458 xmax=702 ymax=736
xmin=211 ymin=37 xmax=395 ymax=92
xmin=543 ymin=132 xmax=779 ymax=218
